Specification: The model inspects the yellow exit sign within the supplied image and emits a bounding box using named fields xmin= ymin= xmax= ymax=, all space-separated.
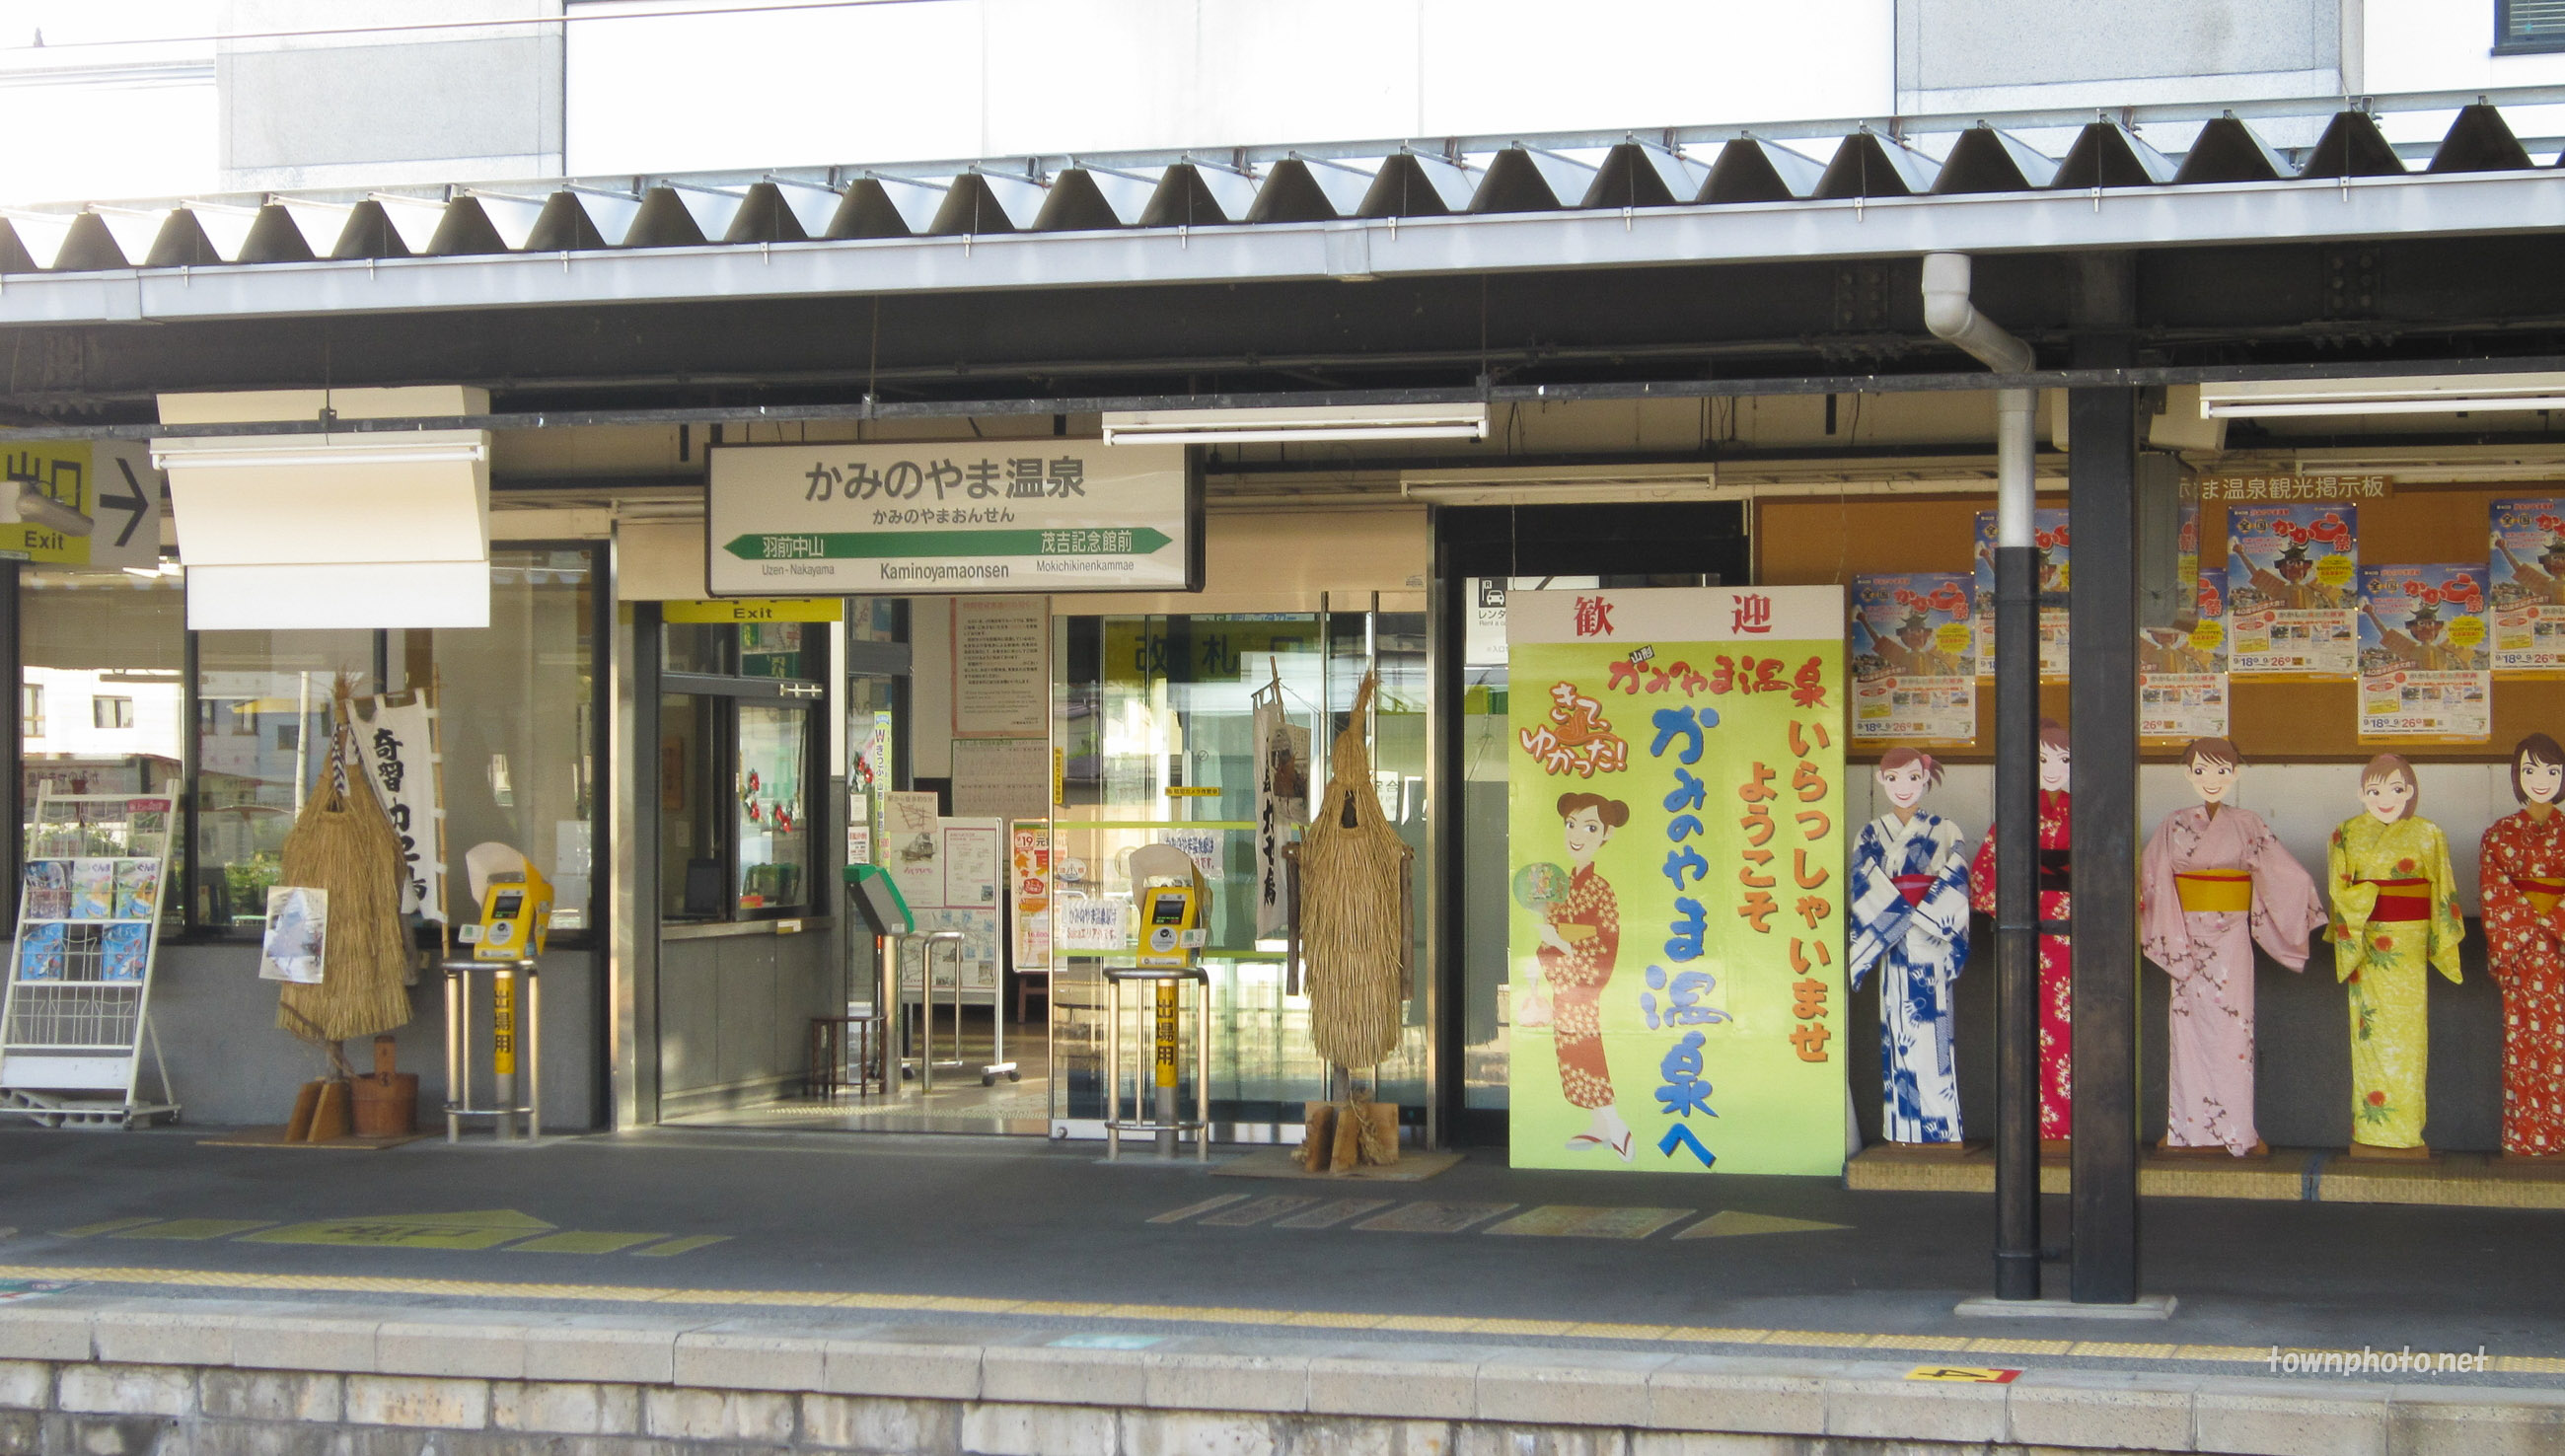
xmin=666 ymin=598 xmax=843 ymax=623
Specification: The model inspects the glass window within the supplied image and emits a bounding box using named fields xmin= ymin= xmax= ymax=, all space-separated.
xmin=22 ymin=567 xmax=187 ymax=926
xmin=657 ymin=612 xmax=824 ymax=923
xmin=192 ymin=628 xmax=375 ymax=926
xmin=394 ymin=548 xmax=598 ymax=929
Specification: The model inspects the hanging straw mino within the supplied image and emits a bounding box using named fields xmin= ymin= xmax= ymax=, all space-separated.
xmin=274 ymin=680 xmax=415 ymax=1045
xmin=1301 ymin=671 xmax=1409 ymax=1071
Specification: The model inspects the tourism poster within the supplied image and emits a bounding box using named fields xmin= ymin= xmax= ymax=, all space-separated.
xmin=2358 ymin=564 xmax=2492 ymax=744
xmin=2228 ymin=504 xmax=2358 ymax=677
xmin=2141 ymin=567 xmax=2231 ymax=744
xmin=1971 ymin=508 xmax=2069 ymax=679
xmin=2488 ymin=497 xmax=2565 ymax=675
xmin=1505 ymin=586 xmax=1848 ymax=1176
xmin=1849 ymin=573 xmax=1975 ymax=744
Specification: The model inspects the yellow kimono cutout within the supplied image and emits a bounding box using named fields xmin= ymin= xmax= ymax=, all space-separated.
xmin=2326 ymin=813 xmax=2463 ymax=1149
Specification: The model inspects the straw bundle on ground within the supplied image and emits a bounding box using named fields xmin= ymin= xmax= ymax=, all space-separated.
xmin=1302 ymin=672 xmax=1412 ymax=1071
xmin=274 ymin=687 xmax=414 ymax=1045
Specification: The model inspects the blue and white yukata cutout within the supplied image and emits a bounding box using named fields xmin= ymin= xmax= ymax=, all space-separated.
xmin=1847 ymin=812 xmax=1973 ymax=1143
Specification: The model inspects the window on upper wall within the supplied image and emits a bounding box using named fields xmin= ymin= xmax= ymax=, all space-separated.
xmin=21 ymin=686 xmax=41 ymax=739
xmin=93 ymin=697 xmax=134 ymax=730
xmin=2498 ymin=0 xmax=2565 ymax=52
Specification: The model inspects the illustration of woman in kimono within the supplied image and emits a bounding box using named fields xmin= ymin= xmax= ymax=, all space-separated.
xmin=2480 ymin=733 xmax=2565 ymax=1158
xmin=2328 ymin=753 xmax=2465 ymax=1158
xmin=1529 ymin=792 xmax=1634 ymax=1160
xmin=1969 ymin=718 xmax=2074 ymax=1146
xmin=1848 ymin=748 xmax=1972 ymax=1145
xmin=2139 ymin=738 xmax=2323 ymax=1156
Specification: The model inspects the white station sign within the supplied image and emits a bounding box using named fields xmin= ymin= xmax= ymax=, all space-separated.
xmin=707 ymin=442 xmax=1199 ymax=596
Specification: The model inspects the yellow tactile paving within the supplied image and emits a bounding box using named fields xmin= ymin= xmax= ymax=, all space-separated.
xmin=508 ymin=1232 xmax=665 ymax=1256
xmin=0 ymin=1262 xmax=2547 ymax=1377
xmin=55 ymin=1218 xmax=164 ymax=1238
xmin=632 ymin=1236 xmax=730 ymax=1258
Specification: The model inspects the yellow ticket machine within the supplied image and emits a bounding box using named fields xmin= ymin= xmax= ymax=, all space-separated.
xmin=1125 ymin=845 xmax=1209 ymax=1155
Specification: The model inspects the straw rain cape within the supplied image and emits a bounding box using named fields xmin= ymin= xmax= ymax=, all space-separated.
xmin=1301 ymin=673 xmax=1412 ymax=1071
xmin=274 ymin=681 xmax=416 ymax=1045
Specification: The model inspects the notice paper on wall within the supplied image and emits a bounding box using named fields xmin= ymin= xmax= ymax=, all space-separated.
xmin=951 ymin=738 xmax=1050 ymax=820
xmin=940 ymin=821 xmax=1003 ymax=909
xmin=1850 ymin=572 xmax=1976 ymax=744
xmin=953 ymin=597 xmax=1051 ymax=738
xmin=2357 ymin=563 xmax=2492 ymax=744
xmin=884 ymin=791 xmax=943 ymax=910
xmin=2140 ymin=566 xmax=2232 ymax=745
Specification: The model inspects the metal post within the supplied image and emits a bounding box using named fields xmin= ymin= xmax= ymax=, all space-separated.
xmin=0 ymin=560 xmax=20 ymax=943
xmin=1154 ymin=979 xmax=1179 ymax=1156
xmin=1992 ymin=389 xmax=2042 ymax=1303
xmin=2068 ymin=371 xmax=2142 ymax=1305
xmin=1195 ymin=972 xmax=1211 ymax=1162
xmin=1105 ymin=973 xmax=1122 ymax=1161
xmin=526 ymin=968 xmax=543 ymax=1143
xmin=444 ymin=969 xmax=463 ymax=1143
xmin=492 ymin=964 xmax=519 ymax=1142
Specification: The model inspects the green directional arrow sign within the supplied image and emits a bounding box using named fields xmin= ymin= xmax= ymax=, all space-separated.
xmin=724 ymin=528 xmax=1173 ymax=561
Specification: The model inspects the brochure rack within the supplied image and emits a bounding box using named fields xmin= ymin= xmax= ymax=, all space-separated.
xmin=0 ymin=792 xmax=180 ymax=1129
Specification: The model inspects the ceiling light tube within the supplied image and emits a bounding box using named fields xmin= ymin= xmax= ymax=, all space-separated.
xmin=150 ymin=443 xmax=488 ymax=471
xmin=2202 ymin=373 xmax=2565 ymax=418
xmin=1104 ymin=403 xmax=1488 ymax=446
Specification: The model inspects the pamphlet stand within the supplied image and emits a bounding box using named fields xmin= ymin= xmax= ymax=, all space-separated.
xmin=1102 ymin=966 xmax=1210 ymax=1161
xmin=441 ymin=957 xmax=540 ymax=1142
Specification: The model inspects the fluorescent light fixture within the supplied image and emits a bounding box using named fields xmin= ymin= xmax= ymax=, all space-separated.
xmin=2291 ymin=446 xmax=2565 ymax=483
xmin=148 ymin=439 xmax=487 ymax=472
xmin=1403 ymin=462 xmax=1720 ymax=507
xmin=2202 ymin=373 xmax=2565 ymax=418
xmin=1104 ymin=403 xmax=1488 ymax=445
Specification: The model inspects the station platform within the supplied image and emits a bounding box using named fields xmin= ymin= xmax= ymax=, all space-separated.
xmin=1849 ymin=1141 xmax=2565 ymax=1209
xmin=2 ymin=1125 xmax=2562 ymax=1452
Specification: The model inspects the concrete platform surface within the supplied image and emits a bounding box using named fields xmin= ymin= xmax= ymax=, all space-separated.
xmin=0 ymin=1123 xmax=2559 ymax=1448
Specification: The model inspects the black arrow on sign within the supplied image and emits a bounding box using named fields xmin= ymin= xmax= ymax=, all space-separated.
xmin=102 ymin=458 xmax=149 ymax=549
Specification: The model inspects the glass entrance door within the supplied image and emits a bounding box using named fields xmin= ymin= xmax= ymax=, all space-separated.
xmin=1433 ymin=504 xmax=1752 ymax=1143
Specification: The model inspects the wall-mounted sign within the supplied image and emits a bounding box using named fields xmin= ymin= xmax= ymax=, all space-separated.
xmin=0 ymin=440 xmax=164 ymax=570
xmin=664 ymin=598 xmax=843 ymax=623
xmin=706 ymin=442 xmax=1202 ymax=596
xmin=2196 ymin=474 xmax=2390 ymax=504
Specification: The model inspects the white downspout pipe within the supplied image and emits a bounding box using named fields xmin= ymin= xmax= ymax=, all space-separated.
xmin=1921 ymin=252 xmax=2036 ymax=542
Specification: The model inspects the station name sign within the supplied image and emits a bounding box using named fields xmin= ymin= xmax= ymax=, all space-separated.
xmin=706 ymin=442 xmax=1202 ymax=597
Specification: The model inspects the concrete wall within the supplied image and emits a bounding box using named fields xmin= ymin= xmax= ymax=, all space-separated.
xmin=1896 ymin=0 xmax=2347 ymax=114
xmin=217 ymin=0 xmax=564 ymax=191
xmin=145 ymin=942 xmax=599 ymax=1133
xmin=654 ymin=930 xmax=838 ymax=1118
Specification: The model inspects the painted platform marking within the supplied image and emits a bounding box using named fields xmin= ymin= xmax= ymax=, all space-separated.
xmin=1146 ymin=1194 xmax=1250 ymax=1224
xmin=56 ymin=1218 xmax=162 ymax=1238
xmin=1271 ymin=1199 xmax=1392 ymax=1229
xmin=110 ymin=1220 xmax=275 ymax=1242
xmin=1671 ymin=1210 xmax=1850 ymax=1239
xmin=1908 ymin=1365 xmax=2020 ymax=1383
xmin=1199 ymin=1197 xmax=1317 ymax=1228
xmin=1354 ymin=1201 xmax=1517 ymax=1234
xmin=507 ymin=1231 xmax=665 ymax=1255
xmin=633 ymin=1235 xmax=730 ymax=1258
xmin=1485 ymin=1205 xmax=1693 ymax=1240
xmin=242 ymin=1209 xmax=553 ymax=1252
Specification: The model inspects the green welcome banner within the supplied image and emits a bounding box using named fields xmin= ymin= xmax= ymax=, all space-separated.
xmin=1506 ymin=587 xmax=1848 ymax=1176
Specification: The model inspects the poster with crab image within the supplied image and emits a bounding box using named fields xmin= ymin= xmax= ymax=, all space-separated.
xmin=1972 ymin=508 xmax=2070 ymax=679
xmin=2357 ymin=564 xmax=2492 ymax=744
xmin=2227 ymin=504 xmax=2359 ymax=678
xmin=2488 ymin=498 xmax=2565 ymax=676
xmin=1849 ymin=572 xmax=1976 ymax=744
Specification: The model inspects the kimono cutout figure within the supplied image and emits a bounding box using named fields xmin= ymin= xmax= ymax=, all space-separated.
xmin=2139 ymin=738 xmax=2323 ymax=1156
xmin=1848 ymin=748 xmax=1972 ymax=1145
xmin=2328 ymin=754 xmax=2465 ymax=1158
xmin=1524 ymin=793 xmax=1635 ymax=1161
xmin=1970 ymin=718 xmax=2074 ymax=1146
xmin=2480 ymin=733 xmax=2565 ymax=1158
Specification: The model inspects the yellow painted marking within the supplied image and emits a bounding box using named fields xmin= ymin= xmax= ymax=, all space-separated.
xmin=1485 ymin=1205 xmax=1693 ymax=1240
xmin=110 ymin=1220 xmax=274 ymax=1242
xmin=55 ymin=1218 xmax=162 ymax=1238
xmin=632 ymin=1236 xmax=729 ymax=1258
xmin=1907 ymin=1365 xmax=2021 ymax=1383
xmin=243 ymin=1221 xmax=540 ymax=1252
xmin=0 ymin=1261 xmax=2549 ymax=1378
xmin=1147 ymin=1194 xmax=1250 ymax=1224
xmin=1672 ymin=1210 xmax=1850 ymax=1239
xmin=507 ymin=1232 xmax=666 ymax=1256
